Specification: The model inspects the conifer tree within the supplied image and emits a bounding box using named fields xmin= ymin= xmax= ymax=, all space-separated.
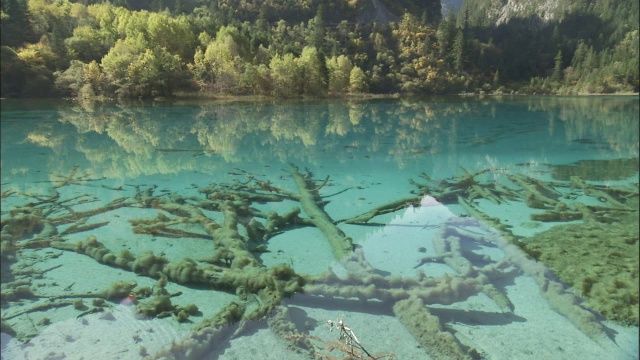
xmin=552 ymin=50 xmax=563 ymax=82
xmin=453 ymin=30 xmax=465 ymax=71
xmin=1 ymin=0 xmax=33 ymax=47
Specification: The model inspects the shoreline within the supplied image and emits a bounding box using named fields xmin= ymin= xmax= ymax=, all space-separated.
xmin=2 ymin=92 xmax=638 ymax=104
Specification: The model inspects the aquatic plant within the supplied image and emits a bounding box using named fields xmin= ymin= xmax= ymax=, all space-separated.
xmin=1 ymin=161 xmax=637 ymax=358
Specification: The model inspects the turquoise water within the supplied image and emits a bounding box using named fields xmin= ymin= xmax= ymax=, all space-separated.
xmin=1 ymin=97 xmax=638 ymax=359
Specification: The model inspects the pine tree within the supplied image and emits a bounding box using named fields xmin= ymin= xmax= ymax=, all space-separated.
xmin=453 ymin=30 xmax=465 ymax=71
xmin=552 ymin=50 xmax=563 ymax=82
xmin=1 ymin=0 xmax=33 ymax=47
xmin=308 ymin=5 xmax=325 ymax=51
xmin=174 ymin=0 xmax=185 ymax=15
xmin=436 ymin=10 xmax=456 ymax=60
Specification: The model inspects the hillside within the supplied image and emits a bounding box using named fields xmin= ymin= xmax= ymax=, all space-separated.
xmin=460 ymin=0 xmax=637 ymax=33
xmin=0 ymin=0 xmax=637 ymax=98
xmin=100 ymin=0 xmax=440 ymax=24
xmin=356 ymin=0 xmax=399 ymax=24
xmin=460 ymin=0 xmax=575 ymax=27
xmin=456 ymin=0 xmax=639 ymax=92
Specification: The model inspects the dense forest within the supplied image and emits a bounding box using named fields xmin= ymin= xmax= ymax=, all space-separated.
xmin=0 ymin=0 xmax=638 ymax=98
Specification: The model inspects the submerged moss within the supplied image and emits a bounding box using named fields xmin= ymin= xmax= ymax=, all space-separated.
xmin=551 ymin=158 xmax=639 ymax=181
xmin=522 ymin=210 xmax=639 ymax=325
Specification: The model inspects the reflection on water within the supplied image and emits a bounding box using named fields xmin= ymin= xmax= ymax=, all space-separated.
xmin=2 ymin=97 xmax=638 ymax=182
xmin=1 ymin=97 xmax=638 ymax=359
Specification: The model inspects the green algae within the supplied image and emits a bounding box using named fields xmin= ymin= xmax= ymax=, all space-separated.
xmin=522 ymin=208 xmax=639 ymax=325
xmin=551 ymin=158 xmax=639 ymax=181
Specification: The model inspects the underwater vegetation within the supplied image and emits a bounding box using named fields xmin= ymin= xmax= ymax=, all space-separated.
xmin=1 ymin=156 xmax=638 ymax=359
xmin=526 ymin=159 xmax=639 ymax=326
xmin=551 ymin=158 xmax=640 ymax=181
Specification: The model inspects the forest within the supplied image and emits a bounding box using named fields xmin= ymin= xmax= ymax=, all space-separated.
xmin=0 ymin=0 xmax=638 ymax=98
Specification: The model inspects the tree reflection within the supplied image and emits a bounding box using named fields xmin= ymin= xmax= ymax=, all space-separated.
xmin=528 ymin=96 xmax=639 ymax=157
xmin=12 ymin=97 xmax=639 ymax=181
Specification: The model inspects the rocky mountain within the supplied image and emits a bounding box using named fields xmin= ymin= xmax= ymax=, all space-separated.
xmin=460 ymin=0 xmax=576 ymax=27
xmin=441 ymin=0 xmax=464 ymax=14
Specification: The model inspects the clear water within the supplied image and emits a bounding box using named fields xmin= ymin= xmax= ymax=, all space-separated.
xmin=1 ymin=96 xmax=638 ymax=359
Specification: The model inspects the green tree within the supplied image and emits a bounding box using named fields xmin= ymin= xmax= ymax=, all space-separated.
xmin=1 ymin=0 xmax=34 ymax=47
xmin=101 ymin=37 xmax=141 ymax=94
xmin=28 ymin=0 xmax=77 ymax=58
xmin=151 ymin=0 xmax=163 ymax=13
xmin=134 ymin=46 xmax=185 ymax=97
xmin=116 ymin=6 xmax=151 ymax=38
xmin=14 ymin=41 xmax=57 ymax=97
xmin=453 ymin=7 xmax=472 ymax=71
xmin=249 ymin=11 xmax=270 ymax=53
xmin=101 ymin=34 xmax=185 ymax=97
xmin=188 ymin=4 xmax=221 ymax=37
xmin=307 ymin=5 xmax=325 ymax=50
xmin=372 ymin=32 xmax=387 ymax=54
xmin=239 ymin=63 xmax=271 ymax=95
xmin=54 ymin=59 xmax=86 ymax=96
xmin=552 ymin=49 xmax=563 ymax=82
xmin=1 ymin=46 xmax=27 ymax=97
xmin=349 ymin=66 xmax=367 ymax=93
xmin=65 ymin=24 xmax=113 ymax=62
xmin=327 ymin=54 xmax=352 ymax=93
xmin=191 ymin=26 xmax=245 ymax=93
xmin=296 ymin=46 xmax=326 ymax=96
xmin=83 ymin=60 xmax=106 ymax=96
xmin=173 ymin=0 xmax=185 ymax=15
xmin=436 ymin=10 xmax=456 ymax=59
xmin=270 ymin=53 xmax=301 ymax=97
xmin=147 ymin=12 xmax=196 ymax=61
xmin=452 ymin=30 xmax=465 ymax=71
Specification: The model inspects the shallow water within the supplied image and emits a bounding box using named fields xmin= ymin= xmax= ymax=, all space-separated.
xmin=1 ymin=96 xmax=638 ymax=359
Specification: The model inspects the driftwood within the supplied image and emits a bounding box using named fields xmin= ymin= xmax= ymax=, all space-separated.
xmin=2 ymin=163 xmax=634 ymax=359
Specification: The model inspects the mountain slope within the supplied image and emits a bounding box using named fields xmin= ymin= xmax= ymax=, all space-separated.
xmin=356 ymin=0 xmax=399 ymax=24
xmin=460 ymin=0 xmax=575 ymax=28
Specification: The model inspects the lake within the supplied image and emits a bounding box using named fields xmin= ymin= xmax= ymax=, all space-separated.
xmin=1 ymin=96 xmax=638 ymax=359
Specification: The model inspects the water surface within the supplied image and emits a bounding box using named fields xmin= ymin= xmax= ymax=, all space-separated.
xmin=1 ymin=96 xmax=638 ymax=359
